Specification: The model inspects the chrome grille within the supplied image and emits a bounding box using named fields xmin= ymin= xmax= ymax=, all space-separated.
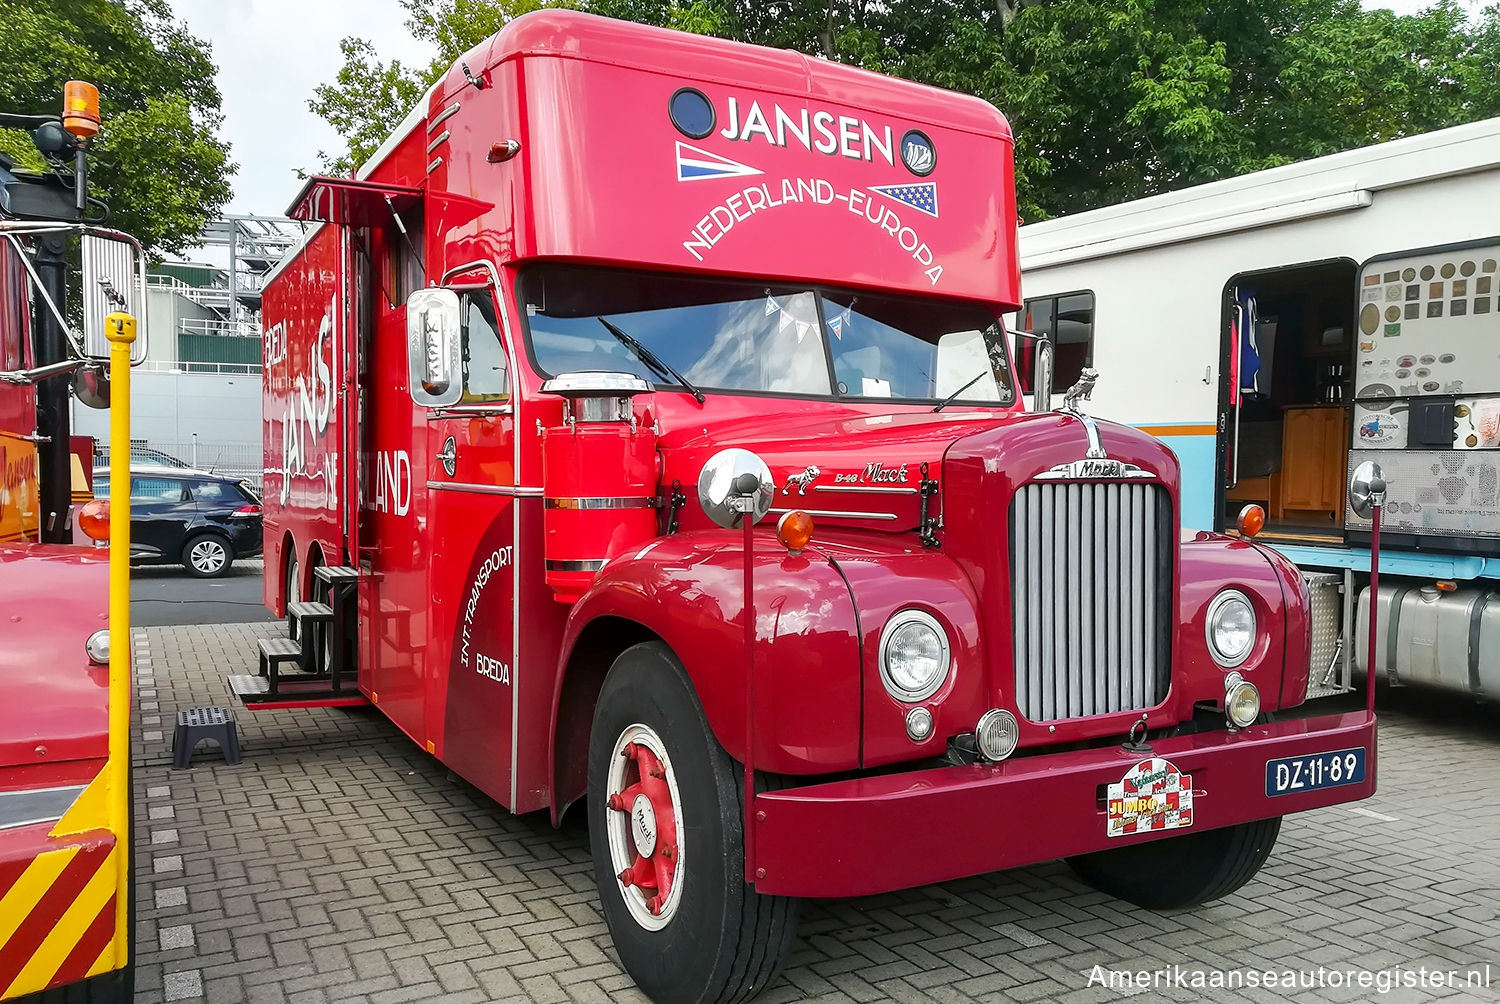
xmin=1011 ymin=481 xmax=1171 ymax=721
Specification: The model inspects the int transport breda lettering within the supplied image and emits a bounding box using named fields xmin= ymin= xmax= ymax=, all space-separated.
xmin=683 ymin=177 xmax=944 ymax=284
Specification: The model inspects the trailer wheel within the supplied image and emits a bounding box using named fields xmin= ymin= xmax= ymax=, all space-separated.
xmin=1066 ymin=816 xmax=1282 ymax=910
xmin=588 ymin=642 xmax=799 ymax=1003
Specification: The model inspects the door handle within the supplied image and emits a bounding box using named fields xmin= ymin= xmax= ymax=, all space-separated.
xmin=435 ymin=436 xmax=457 ymax=476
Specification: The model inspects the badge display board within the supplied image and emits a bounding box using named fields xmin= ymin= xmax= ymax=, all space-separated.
xmin=1354 ymin=245 xmax=1498 ymax=403
xmin=1346 ymin=448 xmax=1500 ymax=539
xmin=1351 ymin=243 xmax=1500 ymax=544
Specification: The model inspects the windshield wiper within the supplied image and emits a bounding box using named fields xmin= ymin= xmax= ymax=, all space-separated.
xmin=598 ymin=317 xmax=705 ymax=405
xmin=933 ymin=371 xmax=989 ymax=412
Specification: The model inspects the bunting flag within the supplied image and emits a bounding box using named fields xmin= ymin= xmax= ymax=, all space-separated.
xmin=766 ymin=293 xmax=818 ymax=343
xmin=826 ymin=305 xmax=853 ymax=340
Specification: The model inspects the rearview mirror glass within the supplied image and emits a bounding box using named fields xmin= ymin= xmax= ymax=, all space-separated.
xmin=406 ymin=287 xmax=462 ymax=408
xmin=1033 ymin=338 xmax=1054 ymax=412
xmin=82 ymin=233 xmax=147 ymax=364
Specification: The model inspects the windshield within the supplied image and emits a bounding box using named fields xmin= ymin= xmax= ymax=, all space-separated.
xmin=518 ymin=265 xmax=1014 ymax=405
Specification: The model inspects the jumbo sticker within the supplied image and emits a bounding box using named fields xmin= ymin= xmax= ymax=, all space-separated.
xmin=1106 ymin=757 xmax=1194 ymax=838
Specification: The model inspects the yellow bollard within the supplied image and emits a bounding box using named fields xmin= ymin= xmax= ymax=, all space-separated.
xmin=104 ymin=311 xmax=135 ymax=967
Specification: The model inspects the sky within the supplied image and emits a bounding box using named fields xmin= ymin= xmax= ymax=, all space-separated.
xmin=173 ymin=0 xmax=1485 ymax=219
xmin=174 ymin=0 xmax=434 ymax=217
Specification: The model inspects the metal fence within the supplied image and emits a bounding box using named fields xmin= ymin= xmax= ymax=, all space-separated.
xmin=93 ymin=439 xmax=263 ymax=495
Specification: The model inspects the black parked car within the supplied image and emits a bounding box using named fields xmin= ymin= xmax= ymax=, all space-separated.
xmin=92 ymin=465 xmax=263 ymax=577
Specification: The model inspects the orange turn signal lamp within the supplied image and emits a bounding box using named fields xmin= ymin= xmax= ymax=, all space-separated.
xmin=78 ymin=498 xmax=110 ymax=541
xmin=777 ymin=510 xmax=815 ymax=554
xmin=62 ymin=81 xmax=100 ymax=139
xmin=1236 ymin=503 xmax=1266 ymax=539
xmin=1435 ymin=580 xmax=1457 ymax=592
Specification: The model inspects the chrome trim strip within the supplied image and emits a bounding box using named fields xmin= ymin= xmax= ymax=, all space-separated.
xmin=544 ymin=496 xmax=658 ymax=510
xmin=430 ymin=404 xmax=513 ymax=418
xmin=0 ymin=783 xmax=86 ymax=831
xmin=427 ymin=102 xmax=460 ymax=132
xmin=813 ymin=484 xmax=919 ymax=495
xmin=427 ymin=481 xmax=543 ymax=497
xmin=426 ymin=156 xmax=443 ymax=174
xmin=768 ymin=507 xmax=899 ymax=522
xmin=425 ymin=130 xmax=450 ymax=155
xmin=546 ymin=559 xmax=606 ymax=572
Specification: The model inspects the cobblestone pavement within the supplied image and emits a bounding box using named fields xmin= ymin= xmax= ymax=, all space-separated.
xmin=130 ymin=623 xmax=1500 ymax=1003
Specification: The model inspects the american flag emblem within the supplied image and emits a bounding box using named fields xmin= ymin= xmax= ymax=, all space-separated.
xmin=869 ymin=181 xmax=938 ymax=218
xmin=675 ymin=142 xmax=762 ymax=182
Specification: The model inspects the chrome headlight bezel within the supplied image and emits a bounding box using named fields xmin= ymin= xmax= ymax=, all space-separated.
xmin=1224 ymin=671 xmax=1262 ymax=727
xmin=1205 ymin=589 xmax=1255 ymax=668
xmin=85 ymin=629 xmax=109 ymax=666
xmin=878 ymin=609 xmax=951 ymax=703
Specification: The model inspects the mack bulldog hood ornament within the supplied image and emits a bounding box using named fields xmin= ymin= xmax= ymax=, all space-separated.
xmin=1061 ymin=368 xmax=1099 ymax=414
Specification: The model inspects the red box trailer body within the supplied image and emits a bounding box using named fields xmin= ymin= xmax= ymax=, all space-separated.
xmin=257 ymin=12 xmax=1376 ymax=999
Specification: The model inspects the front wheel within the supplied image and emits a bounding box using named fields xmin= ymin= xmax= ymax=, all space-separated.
xmin=588 ymin=642 xmax=799 ymax=1003
xmin=1066 ymin=816 xmax=1282 ymax=910
xmin=182 ymin=534 xmax=232 ymax=578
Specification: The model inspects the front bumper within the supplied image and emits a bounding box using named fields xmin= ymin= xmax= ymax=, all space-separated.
xmin=752 ymin=710 xmax=1376 ymax=898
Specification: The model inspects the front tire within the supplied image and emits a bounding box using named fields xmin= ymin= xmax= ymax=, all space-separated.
xmin=588 ymin=642 xmax=799 ymax=1003
xmin=182 ymin=533 xmax=232 ymax=578
xmin=1066 ymin=816 xmax=1282 ymax=910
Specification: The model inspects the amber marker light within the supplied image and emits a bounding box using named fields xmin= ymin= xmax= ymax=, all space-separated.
xmin=777 ymin=510 xmax=814 ymax=554
xmin=1435 ymin=580 xmax=1457 ymax=593
xmin=1237 ymin=503 xmax=1266 ymax=538
xmin=62 ymin=81 xmax=101 ymax=138
xmin=78 ymin=498 xmax=110 ymax=541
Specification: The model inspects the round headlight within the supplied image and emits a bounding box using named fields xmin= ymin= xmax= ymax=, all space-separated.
xmin=86 ymin=629 xmax=110 ymax=666
xmin=976 ymin=709 xmax=1019 ymax=761
xmin=878 ymin=609 xmax=950 ymax=703
xmin=1225 ymin=675 xmax=1261 ymax=727
xmin=1206 ymin=589 xmax=1255 ymax=667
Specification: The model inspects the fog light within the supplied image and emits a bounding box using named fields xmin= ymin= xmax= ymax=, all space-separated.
xmin=905 ymin=707 xmax=933 ymax=743
xmin=86 ymin=629 xmax=109 ymax=666
xmin=1224 ymin=672 xmax=1261 ymax=728
xmin=976 ymin=709 xmax=1019 ymax=761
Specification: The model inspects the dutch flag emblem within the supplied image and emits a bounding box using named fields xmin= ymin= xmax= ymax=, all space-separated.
xmin=675 ymin=142 xmax=763 ymax=182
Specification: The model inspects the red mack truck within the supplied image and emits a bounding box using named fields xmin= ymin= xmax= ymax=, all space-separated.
xmin=254 ymin=12 xmax=1379 ymax=1001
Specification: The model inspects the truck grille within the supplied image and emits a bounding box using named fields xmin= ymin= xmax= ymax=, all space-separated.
xmin=1011 ymin=481 xmax=1172 ymax=721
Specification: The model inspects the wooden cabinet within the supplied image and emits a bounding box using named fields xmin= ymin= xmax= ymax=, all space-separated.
xmin=1280 ymin=406 xmax=1347 ymax=516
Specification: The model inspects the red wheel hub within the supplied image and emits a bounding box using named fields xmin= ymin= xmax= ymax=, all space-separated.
xmin=607 ymin=741 xmax=679 ymax=914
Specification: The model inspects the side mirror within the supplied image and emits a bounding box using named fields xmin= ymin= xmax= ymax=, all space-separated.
xmin=406 ymin=287 xmax=462 ymax=408
xmin=82 ymin=233 xmax=148 ymax=364
xmin=1033 ymin=337 xmax=1054 ymax=413
xmin=1349 ymin=460 xmax=1386 ymax=519
xmin=73 ymin=360 xmax=110 ymax=409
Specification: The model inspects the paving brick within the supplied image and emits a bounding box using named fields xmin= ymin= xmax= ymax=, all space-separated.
xmin=130 ymin=623 xmax=1500 ymax=1003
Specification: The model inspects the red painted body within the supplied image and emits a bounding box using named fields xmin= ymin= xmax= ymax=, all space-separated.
xmin=0 ymin=233 xmax=109 ymax=797
xmin=262 ymin=10 xmax=1375 ymax=897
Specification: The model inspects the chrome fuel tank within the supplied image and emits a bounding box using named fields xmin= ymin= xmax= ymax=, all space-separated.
xmin=1356 ymin=583 xmax=1500 ymax=697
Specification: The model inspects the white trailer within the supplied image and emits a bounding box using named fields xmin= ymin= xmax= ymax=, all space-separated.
xmin=1017 ymin=117 xmax=1500 ymax=699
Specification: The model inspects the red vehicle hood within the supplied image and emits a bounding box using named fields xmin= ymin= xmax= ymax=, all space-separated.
xmin=659 ymin=405 xmax=1029 ymax=531
xmin=0 ymin=544 xmax=109 ymax=771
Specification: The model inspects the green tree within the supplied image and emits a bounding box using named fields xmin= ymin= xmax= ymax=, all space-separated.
xmin=308 ymin=0 xmax=576 ymax=174
xmin=0 ymin=0 xmax=234 ymax=256
xmin=308 ymin=0 xmax=1500 ymax=221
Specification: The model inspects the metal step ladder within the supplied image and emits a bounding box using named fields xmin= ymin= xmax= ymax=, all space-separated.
xmin=229 ymin=564 xmax=367 ymax=709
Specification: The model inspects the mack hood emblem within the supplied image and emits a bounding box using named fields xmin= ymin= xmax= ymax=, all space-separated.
xmin=1036 ymin=457 xmax=1154 ymax=481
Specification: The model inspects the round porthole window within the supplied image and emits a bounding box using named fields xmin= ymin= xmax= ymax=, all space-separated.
xmin=669 ymin=88 xmax=715 ymax=140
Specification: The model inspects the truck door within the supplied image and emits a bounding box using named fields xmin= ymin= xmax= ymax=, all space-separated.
xmin=424 ymin=263 xmax=518 ymax=807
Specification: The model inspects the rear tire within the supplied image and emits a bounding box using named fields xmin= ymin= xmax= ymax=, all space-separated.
xmin=588 ymin=642 xmax=799 ymax=1003
xmin=181 ymin=533 xmax=231 ymax=578
xmin=1066 ymin=816 xmax=1282 ymax=910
